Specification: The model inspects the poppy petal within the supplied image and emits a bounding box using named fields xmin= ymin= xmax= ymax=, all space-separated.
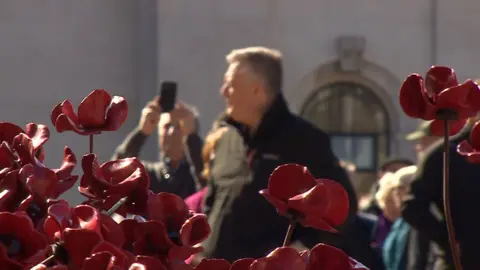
xmin=25 ymin=123 xmax=50 ymax=151
xmin=77 ymin=89 xmax=112 ymax=128
xmin=195 ymin=258 xmax=231 ymax=270
xmin=120 ymin=219 xmax=139 ymax=249
xmin=83 ymin=251 xmax=117 ymax=269
xmin=429 ymin=119 xmax=467 ymax=137
xmin=102 ymin=158 xmax=144 ymax=185
xmin=90 ymin=241 xmax=128 ymax=267
xmin=179 ymin=214 xmax=211 ymax=246
xmin=133 ymin=221 xmax=173 ymax=256
xmin=71 ymin=205 xmax=102 ymax=233
xmin=104 ymin=96 xmax=129 ymax=131
xmin=457 ymin=140 xmax=474 ymax=156
xmin=59 ymin=100 xmax=79 ymax=124
xmin=288 ymin=179 xmax=349 ymax=228
xmin=79 ymin=154 xmax=108 ymax=198
xmin=267 ymin=164 xmax=317 ymax=201
xmin=436 ymin=79 xmax=479 ymax=119
xmin=399 ymin=74 xmax=431 ymax=119
xmin=0 ymin=122 xmax=25 ymax=146
xmin=259 ymin=190 xmax=289 ymax=215
xmin=54 ymin=114 xmax=94 ymax=135
xmin=53 ymin=176 xmax=78 ymax=199
xmin=43 ymin=216 xmax=62 ymax=242
xmin=250 ymin=247 xmax=306 ymax=270
xmin=300 ymin=216 xmax=337 ymax=233
xmin=46 ymin=200 xmax=72 ymax=233
xmin=106 ymin=167 xmax=144 ymax=198
xmin=19 ymin=164 xmax=58 ymax=199
xmin=62 ymin=228 xmax=102 ymax=267
xmin=147 ymin=193 xmax=189 ymax=230
xmin=307 ymin=244 xmax=351 ymax=270
xmin=470 ymin=120 xmax=480 ymax=150
xmin=457 ymin=141 xmax=480 ymax=163
xmin=231 ymin=258 xmax=255 ymax=270
xmin=132 ymin=256 xmax=168 ymax=270
xmin=168 ymin=245 xmax=202 ymax=263
xmin=99 ymin=214 xmax=125 ymax=248
xmin=50 ymin=102 xmax=64 ymax=127
xmin=0 ymin=170 xmax=19 ymax=212
xmin=53 ymin=147 xmax=77 ymax=181
xmin=12 ymin=134 xmax=36 ymax=166
xmin=424 ymin=66 xmax=458 ymax=101
xmin=0 ymin=143 xmax=15 ymax=173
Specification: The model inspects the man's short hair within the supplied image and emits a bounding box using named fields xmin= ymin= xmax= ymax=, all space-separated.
xmin=226 ymin=46 xmax=283 ymax=94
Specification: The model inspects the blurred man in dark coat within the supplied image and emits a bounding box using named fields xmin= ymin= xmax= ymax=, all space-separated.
xmin=201 ymin=46 xmax=358 ymax=262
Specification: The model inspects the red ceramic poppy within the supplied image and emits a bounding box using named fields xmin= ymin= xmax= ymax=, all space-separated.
xmin=147 ymin=193 xmax=210 ymax=261
xmin=307 ymin=244 xmax=368 ymax=270
xmin=0 ymin=122 xmax=49 ymax=151
xmin=79 ymin=154 xmax=150 ymax=216
xmin=0 ymin=211 xmax=47 ymax=268
xmin=43 ymin=201 xmax=102 ymax=242
xmin=61 ymin=228 xmax=103 ymax=269
xmin=259 ymin=164 xmax=349 ymax=232
xmin=124 ymin=193 xmax=210 ymax=265
xmin=0 ymin=122 xmax=49 ymax=170
xmin=250 ymin=247 xmax=307 ymax=270
xmin=399 ymin=66 xmax=480 ymax=136
xmin=129 ymin=256 xmax=168 ymax=270
xmin=44 ymin=201 xmax=125 ymax=247
xmin=458 ymin=120 xmax=480 ymax=163
xmin=82 ymin=241 xmax=129 ymax=269
xmin=19 ymin=146 xmax=78 ymax=201
xmin=50 ymin=89 xmax=128 ymax=135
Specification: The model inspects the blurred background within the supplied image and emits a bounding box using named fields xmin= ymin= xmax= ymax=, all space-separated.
xmin=0 ymin=0 xmax=478 ymax=205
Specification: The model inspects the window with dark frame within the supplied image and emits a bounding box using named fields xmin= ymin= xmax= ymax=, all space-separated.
xmin=300 ymin=82 xmax=389 ymax=172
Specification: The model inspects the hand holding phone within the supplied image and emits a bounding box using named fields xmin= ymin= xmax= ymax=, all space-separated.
xmin=158 ymin=81 xmax=177 ymax=113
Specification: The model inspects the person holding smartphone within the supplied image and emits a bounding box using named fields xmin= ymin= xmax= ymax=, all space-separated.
xmin=112 ymin=83 xmax=204 ymax=199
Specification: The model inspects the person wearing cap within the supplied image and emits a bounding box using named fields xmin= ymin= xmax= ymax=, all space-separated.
xmin=402 ymin=117 xmax=480 ymax=268
xmin=405 ymin=120 xmax=441 ymax=160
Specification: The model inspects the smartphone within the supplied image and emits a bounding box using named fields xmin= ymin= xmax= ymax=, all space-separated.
xmin=158 ymin=81 xmax=177 ymax=113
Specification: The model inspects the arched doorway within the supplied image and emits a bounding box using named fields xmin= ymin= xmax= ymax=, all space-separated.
xmin=300 ymin=82 xmax=390 ymax=194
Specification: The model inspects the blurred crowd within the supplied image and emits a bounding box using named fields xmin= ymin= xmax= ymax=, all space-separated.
xmin=110 ymin=46 xmax=479 ymax=270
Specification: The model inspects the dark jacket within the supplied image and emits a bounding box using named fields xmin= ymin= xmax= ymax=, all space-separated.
xmin=402 ymin=125 xmax=480 ymax=269
xmin=201 ymin=95 xmax=358 ymax=261
xmin=345 ymin=213 xmax=386 ymax=270
xmin=112 ymin=128 xmax=204 ymax=199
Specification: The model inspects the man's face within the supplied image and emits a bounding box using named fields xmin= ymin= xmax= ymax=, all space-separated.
xmin=158 ymin=114 xmax=184 ymax=162
xmin=415 ymin=136 xmax=439 ymax=155
xmin=220 ymin=62 xmax=263 ymax=124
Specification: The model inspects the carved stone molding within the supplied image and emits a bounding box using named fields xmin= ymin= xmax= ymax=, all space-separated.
xmin=335 ymin=35 xmax=366 ymax=72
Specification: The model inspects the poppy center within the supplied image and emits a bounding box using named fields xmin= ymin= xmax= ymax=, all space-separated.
xmin=0 ymin=234 xmax=22 ymax=257
xmin=27 ymin=203 xmax=43 ymax=222
xmin=435 ymin=108 xmax=458 ymax=121
xmin=168 ymin=231 xmax=182 ymax=245
xmin=51 ymin=242 xmax=69 ymax=265
xmin=285 ymin=209 xmax=304 ymax=222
